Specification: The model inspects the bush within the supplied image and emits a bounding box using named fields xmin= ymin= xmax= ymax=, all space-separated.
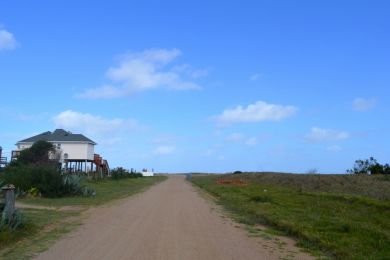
xmin=111 ymin=167 xmax=142 ymax=179
xmin=3 ymin=165 xmax=64 ymax=197
xmin=3 ymin=165 xmax=96 ymax=198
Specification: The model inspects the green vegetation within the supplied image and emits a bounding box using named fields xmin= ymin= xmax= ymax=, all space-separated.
xmin=1 ymin=141 xmax=92 ymax=198
xmin=348 ymin=157 xmax=390 ymax=175
xmin=3 ymin=165 xmax=70 ymax=197
xmin=21 ymin=175 xmax=166 ymax=207
xmin=13 ymin=140 xmax=56 ymax=166
xmin=111 ymin=167 xmax=143 ymax=179
xmin=192 ymin=173 xmax=390 ymax=259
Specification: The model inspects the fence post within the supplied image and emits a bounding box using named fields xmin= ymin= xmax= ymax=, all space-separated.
xmin=2 ymin=184 xmax=15 ymax=222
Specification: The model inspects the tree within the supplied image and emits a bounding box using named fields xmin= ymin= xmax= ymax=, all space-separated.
xmin=16 ymin=140 xmax=55 ymax=166
xmin=348 ymin=157 xmax=389 ymax=175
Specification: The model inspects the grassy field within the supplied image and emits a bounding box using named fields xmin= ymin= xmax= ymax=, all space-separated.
xmin=0 ymin=176 xmax=167 ymax=259
xmin=191 ymin=173 xmax=390 ymax=260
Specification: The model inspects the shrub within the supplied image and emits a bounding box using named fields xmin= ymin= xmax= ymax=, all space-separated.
xmin=3 ymin=165 xmax=96 ymax=198
xmin=3 ymin=165 xmax=65 ymax=197
xmin=111 ymin=167 xmax=142 ymax=179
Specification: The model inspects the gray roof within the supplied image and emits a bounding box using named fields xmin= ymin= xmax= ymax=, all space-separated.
xmin=17 ymin=129 xmax=96 ymax=144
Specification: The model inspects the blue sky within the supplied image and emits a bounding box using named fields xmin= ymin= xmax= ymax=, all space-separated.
xmin=0 ymin=0 xmax=389 ymax=173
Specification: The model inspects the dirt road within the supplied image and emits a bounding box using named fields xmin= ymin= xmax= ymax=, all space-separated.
xmin=36 ymin=175 xmax=313 ymax=260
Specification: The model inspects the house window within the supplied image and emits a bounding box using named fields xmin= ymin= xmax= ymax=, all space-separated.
xmin=57 ymin=143 xmax=61 ymax=149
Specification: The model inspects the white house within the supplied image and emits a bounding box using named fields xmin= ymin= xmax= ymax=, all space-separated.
xmin=13 ymin=129 xmax=108 ymax=174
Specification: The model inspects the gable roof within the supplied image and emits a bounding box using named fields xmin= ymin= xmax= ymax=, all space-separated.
xmin=17 ymin=129 xmax=96 ymax=145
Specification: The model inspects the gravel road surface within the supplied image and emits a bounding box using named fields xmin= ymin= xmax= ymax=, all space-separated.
xmin=36 ymin=175 xmax=313 ymax=260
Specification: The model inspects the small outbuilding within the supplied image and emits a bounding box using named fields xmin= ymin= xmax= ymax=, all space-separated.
xmin=141 ymin=168 xmax=154 ymax=177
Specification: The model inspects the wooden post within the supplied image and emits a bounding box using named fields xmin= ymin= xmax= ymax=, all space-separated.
xmin=2 ymin=184 xmax=15 ymax=222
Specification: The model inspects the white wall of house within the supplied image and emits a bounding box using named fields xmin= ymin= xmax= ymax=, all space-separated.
xmin=87 ymin=144 xmax=94 ymax=160
xmin=17 ymin=144 xmax=32 ymax=150
xmin=60 ymin=143 xmax=94 ymax=161
xmin=17 ymin=142 xmax=95 ymax=161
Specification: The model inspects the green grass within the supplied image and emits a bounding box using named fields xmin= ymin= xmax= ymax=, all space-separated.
xmin=192 ymin=173 xmax=390 ymax=260
xmin=21 ymin=176 xmax=167 ymax=207
xmin=0 ymin=208 xmax=80 ymax=259
xmin=0 ymin=176 xmax=167 ymax=259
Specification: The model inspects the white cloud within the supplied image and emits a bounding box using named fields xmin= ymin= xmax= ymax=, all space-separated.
xmin=0 ymin=29 xmax=18 ymax=51
xmin=172 ymin=64 xmax=209 ymax=79
xmin=99 ymin=138 xmax=123 ymax=145
xmin=153 ymin=145 xmax=175 ymax=155
xmin=226 ymin=133 xmax=258 ymax=146
xmin=215 ymin=101 xmax=298 ymax=125
xmin=249 ymin=73 xmax=262 ymax=81
xmin=204 ymin=149 xmax=214 ymax=156
xmin=76 ymin=85 xmax=126 ymax=99
xmin=327 ymin=145 xmax=343 ymax=152
xmin=217 ymin=155 xmax=226 ymax=160
xmin=226 ymin=133 xmax=244 ymax=142
xmin=307 ymin=127 xmax=349 ymax=143
xmin=77 ymin=48 xmax=202 ymax=99
xmin=245 ymin=137 xmax=258 ymax=146
xmin=150 ymin=134 xmax=180 ymax=145
xmin=53 ymin=110 xmax=138 ymax=136
xmin=353 ymin=98 xmax=376 ymax=111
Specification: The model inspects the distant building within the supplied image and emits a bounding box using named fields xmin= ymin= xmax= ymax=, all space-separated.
xmin=141 ymin=168 xmax=154 ymax=177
